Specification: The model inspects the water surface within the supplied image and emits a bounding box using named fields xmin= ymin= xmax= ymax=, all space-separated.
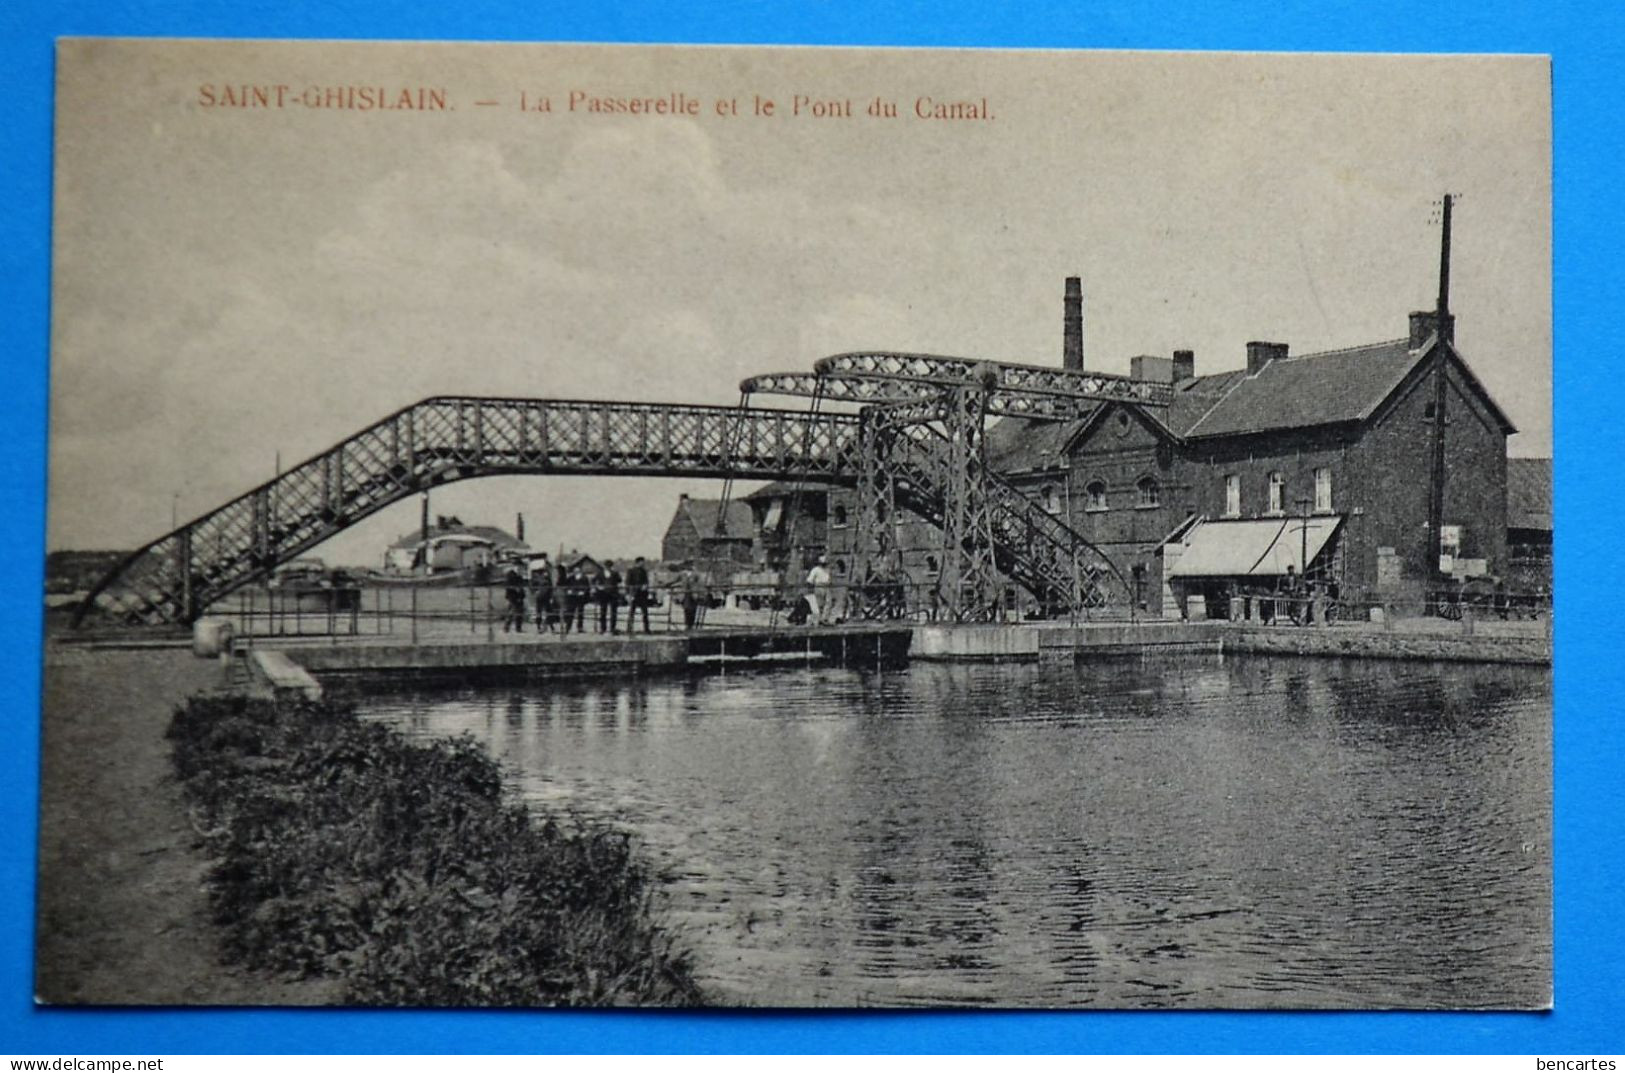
xmin=357 ymin=654 xmax=1550 ymax=1008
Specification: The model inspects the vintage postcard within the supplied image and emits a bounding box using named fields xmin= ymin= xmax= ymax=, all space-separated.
xmin=40 ymin=39 xmax=1551 ymax=1009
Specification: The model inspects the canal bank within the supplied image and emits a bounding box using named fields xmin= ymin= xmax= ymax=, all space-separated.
xmin=912 ymin=620 xmax=1548 ymax=666
xmin=235 ymin=616 xmax=1547 ymax=687
xmin=36 ymin=646 xmax=337 ymax=1005
xmin=256 ymin=624 xmax=913 ymax=684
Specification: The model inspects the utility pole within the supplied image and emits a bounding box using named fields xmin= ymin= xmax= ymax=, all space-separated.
xmin=1427 ymin=193 xmax=1455 ymax=612
xmin=1297 ymin=495 xmax=1312 ymax=576
xmin=1294 ymin=494 xmax=1314 ymax=625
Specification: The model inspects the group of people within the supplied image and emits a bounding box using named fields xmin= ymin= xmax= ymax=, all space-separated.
xmin=501 ymin=554 xmax=657 ymax=635
xmin=496 ymin=552 xmax=877 ymax=635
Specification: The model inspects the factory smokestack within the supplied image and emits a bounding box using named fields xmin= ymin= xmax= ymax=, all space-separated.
xmin=1063 ymin=276 xmax=1084 ymax=371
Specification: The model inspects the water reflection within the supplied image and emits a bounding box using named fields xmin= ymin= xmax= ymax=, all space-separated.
xmin=359 ymin=655 xmax=1550 ymax=1009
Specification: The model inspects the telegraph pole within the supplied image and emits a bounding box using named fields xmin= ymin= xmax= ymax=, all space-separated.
xmin=1426 ymin=194 xmax=1455 ymax=612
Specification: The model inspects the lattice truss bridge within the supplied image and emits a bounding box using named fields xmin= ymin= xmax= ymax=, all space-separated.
xmin=77 ymin=352 xmax=1173 ymax=627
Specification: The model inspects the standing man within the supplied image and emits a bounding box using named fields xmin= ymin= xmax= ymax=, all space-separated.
xmin=1280 ymin=564 xmax=1302 ymax=626
xmin=558 ymin=564 xmax=579 ymax=635
xmin=806 ymin=554 xmax=833 ymax=625
xmin=501 ymin=566 xmax=526 ymax=634
xmin=531 ymin=554 xmax=554 ymax=633
xmin=570 ymin=566 xmax=589 ymax=634
xmin=625 ymin=556 xmax=652 ymax=634
xmin=678 ymin=565 xmax=702 ymax=631
xmin=599 ymin=559 xmax=623 ymax=635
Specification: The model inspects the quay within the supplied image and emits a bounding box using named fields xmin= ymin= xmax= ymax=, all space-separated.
xmin=245 ymin=622 xmax=915 ymax=685
xmin=193 ymin=615 xmax=1551 ymax=693
xmin=912 ymin=618 xmax=1549 ymax=666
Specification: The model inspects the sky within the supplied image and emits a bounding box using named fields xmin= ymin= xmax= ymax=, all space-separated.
xmin=47 ymin=41 xmax=1551 ymax=567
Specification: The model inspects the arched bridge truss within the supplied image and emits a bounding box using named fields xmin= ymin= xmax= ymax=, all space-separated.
xmin=81 ymin=351 xmax=1167 ymax=628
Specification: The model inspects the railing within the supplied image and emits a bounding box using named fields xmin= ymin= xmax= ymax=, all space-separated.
xmin=883 ymin=423 xmax=1134 ymax=612
xmin=208 ymin=578 xmax=1554 ymax=643
xmin=207 ymin=575 xmax=1107 ymax=642
xmin=1202 ymin=586 xmax=1552 ymax=634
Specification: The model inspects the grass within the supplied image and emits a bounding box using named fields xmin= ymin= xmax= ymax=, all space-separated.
xmin=167 ymin=693 xmax=703 ymax=1007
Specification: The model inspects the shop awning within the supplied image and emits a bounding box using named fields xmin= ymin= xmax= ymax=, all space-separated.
xmin=1167 ymin=515 xmax=1343 ymax=578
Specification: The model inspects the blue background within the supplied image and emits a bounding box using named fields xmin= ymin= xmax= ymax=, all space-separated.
xmin=2 ymin=1 xmax=1615 ymax=1055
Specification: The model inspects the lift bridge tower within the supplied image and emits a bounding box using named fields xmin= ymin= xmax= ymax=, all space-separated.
xmin=740 ymin=350 xmax=1173 ymax=622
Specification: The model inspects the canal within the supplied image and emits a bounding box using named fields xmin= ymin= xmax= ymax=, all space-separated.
xmin=356 ymin=653 xmax=1550 ymax=1009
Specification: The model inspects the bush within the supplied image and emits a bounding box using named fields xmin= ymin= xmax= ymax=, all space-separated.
xmin=168 ymin=694 xmax=702 ymax=1007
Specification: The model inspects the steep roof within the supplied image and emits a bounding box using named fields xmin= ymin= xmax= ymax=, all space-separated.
xmin=1507 ymin=457 xmax=1552 ymax=531
xmin=985 ymin=334 xmax=1514 ymax=469
xmin=673 ymin=497 xmax=755 ymax=540
xmin=985 ymin=415 xmax=1091 ymax=472
xmin=1166 ymin=370 xmax=1247 ymax=436
xmin=1179 ymin=340 xmax=1426 ymax=438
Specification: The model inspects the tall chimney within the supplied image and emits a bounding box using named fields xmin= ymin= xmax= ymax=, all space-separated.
xmin=516 ymin=512 xmax=525 ymax=543
xmin=1063 ymin=276 xmax=1084 ymax=370
xmin=1245 ymin=341 xmax=1289 ymax=376
xmin=1172 ymin=349 xmax=1195 ymax=381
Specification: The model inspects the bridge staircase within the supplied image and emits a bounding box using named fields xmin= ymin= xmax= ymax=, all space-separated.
xmin=882 ymin=424 xmax=1131 ymax=616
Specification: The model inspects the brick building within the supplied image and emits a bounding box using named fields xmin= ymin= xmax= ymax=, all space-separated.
xmin=1506 ymin=457 xmax=1552 ymax=590
xmin=741 ymin=482 xmax=829 ymax=573
xmin=659 ymin=494 xmax=755 ymax=581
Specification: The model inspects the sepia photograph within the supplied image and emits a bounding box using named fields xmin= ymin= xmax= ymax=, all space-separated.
xmin=36 ymin=39 xmax=1551 ymax=1012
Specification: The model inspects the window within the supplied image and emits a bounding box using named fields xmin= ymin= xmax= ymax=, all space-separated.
xmin=1041 ymin=484 xmax=1062 ymax=514
xmin=832 ymin=504 xmax=848 ymax=528
xmin=1085 ymin=480 xmax=1108 ymax=512
xmin=1137 ymin=476 xmax=1160 ymax=509
xmin=1314 ymin=467 xmax=1332 ymax=513
xmin=834 ymin=558 xmax=848 ymax=576
xmin=1267 ymin=472 xmax=1284 ymax=514
xmin=1224 ymin=474 xmax=1241 ymax=517
xmin=926 ymin=555 xmax=940 ymax=576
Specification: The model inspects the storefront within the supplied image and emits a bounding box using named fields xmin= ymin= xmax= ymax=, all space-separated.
xmin=1165 ymin=515 xmax=1343 ymax=621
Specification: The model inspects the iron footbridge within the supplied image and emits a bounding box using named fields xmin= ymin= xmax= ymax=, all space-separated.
xmin=77 ymin=397 xmax=858 ymax=627
xmin=81 ymin=348 xmax=1166 ymax=627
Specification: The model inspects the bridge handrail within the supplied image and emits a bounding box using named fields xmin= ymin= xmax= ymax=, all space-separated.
xmin=74 ymin=396 xmax=864 ymax=628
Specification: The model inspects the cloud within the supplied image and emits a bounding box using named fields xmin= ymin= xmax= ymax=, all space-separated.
xmin=50 ymin=118 xmax=964 ymax=550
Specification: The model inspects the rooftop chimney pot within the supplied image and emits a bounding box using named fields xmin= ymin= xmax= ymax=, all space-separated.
xmin=1172 ymin=349 xmax=1195 ymax=381
xmin=1409 ymin=310 xmax=1455 ymax=350
xmin=1245 ymin=341 xmax=1289 ymax=376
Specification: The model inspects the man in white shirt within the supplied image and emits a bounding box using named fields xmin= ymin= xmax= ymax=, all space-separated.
xmin=806 ymin=555 xmax=833 ymax=625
